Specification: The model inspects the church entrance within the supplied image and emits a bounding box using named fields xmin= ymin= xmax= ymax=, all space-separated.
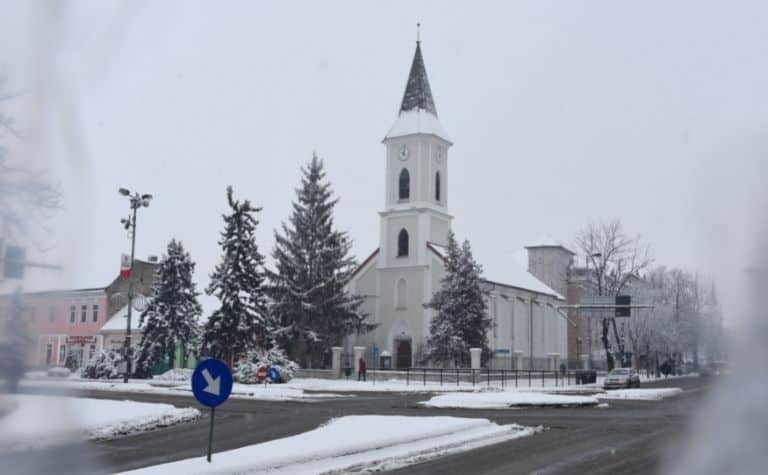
xmin=395 ymin=339 xmax=412 ymax=369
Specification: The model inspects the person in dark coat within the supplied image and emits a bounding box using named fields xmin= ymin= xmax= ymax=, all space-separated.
xmin=358 ymin=357 xmax=367 ymax=381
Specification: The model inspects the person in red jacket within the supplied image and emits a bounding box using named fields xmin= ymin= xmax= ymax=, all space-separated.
xmin=358 ymin=356 xmax=367 ymax=382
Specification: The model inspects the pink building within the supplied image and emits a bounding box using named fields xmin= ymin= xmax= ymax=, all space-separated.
xmin=0 ymin=288 xmax=108 ymax=368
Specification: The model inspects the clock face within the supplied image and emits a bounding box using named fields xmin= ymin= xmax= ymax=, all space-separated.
xmin=436 ymin=147 xmax=443 ymax=163
xmin=398 ymin=144 xmax=409 ymax=161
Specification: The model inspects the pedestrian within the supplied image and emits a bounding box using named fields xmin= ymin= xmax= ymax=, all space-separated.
xmin=358 ymin=356 xmax=367 ymax=382
xmin=559 ymin=362 xmax=566 ymax=378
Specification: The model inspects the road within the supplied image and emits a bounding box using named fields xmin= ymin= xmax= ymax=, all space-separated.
xmin=7 ymin=376 xmax=712 ymax=474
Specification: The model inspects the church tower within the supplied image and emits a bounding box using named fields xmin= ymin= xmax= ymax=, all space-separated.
xmin=379 ymin=40 xmax=453 ymax=269
xmin=373 ymin=38 xmax=453 ymax=367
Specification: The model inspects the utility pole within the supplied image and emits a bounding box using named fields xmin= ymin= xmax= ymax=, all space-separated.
xmin=118 ymin=188 xmax=152 ymax=383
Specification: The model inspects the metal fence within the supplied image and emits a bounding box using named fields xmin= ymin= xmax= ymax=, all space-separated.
xmin=401 ymin=367 xmax=593 ymax=388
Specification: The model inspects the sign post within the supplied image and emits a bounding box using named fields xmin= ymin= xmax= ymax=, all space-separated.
xmin=257 ymin=365 xmax=268 ymax=388
xmin=191 ymin=359 xmax=233 ymax=463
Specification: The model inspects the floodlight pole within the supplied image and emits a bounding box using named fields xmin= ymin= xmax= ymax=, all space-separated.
xmin=120 ymin=189 xmax=151 ymax=383
xmin=123 ymin=203 xmax=138 ymax=383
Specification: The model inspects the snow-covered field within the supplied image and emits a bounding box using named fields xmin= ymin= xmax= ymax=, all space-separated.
xmin=420 ymin=391 xmax=600 ymax=409
xmin=597 ymin=388 xmax=683 ymax=400
xmin=0 ymin=394 xmax=199 ymax=452
xmin=119 ymin=415 xmax=540 ymax=475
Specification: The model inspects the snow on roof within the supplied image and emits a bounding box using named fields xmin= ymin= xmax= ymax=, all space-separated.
xmin=100 ymin=304 xmax=146 ymax=333
xmin=384 ymin=109 xmax=452 ymax=143
xmin=428 ymin=243 xmax=563 ymax=300
xmin=525 ymin=235 xmax=575 ymax=254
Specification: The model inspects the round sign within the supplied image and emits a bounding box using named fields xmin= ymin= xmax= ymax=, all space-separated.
xmin=268 ymin=367 xmax=281 ymax=383
xmin=191 ymin=359 xmax=233 ymax=408
xmin=257 ymin=366 xmax=268 ymax=382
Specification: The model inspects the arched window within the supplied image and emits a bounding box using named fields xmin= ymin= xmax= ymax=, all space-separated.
xmin=397 ymin=228 xmax=409 ymax=257
xmin=398 ymin=169 xmax=410 ymax=200
xmin=435 ymin=171 xmax=441 ymax=202
xmin=396 ymin=278 xmax=407 ymax=309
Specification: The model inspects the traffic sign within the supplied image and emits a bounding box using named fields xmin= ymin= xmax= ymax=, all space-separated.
xmin=192 ymin=359 xmax=233 ymax=408
xmin=191 ymin=358 xmax=233 ymax=463
xmin=257 ymin=366 xmax=268 ymax=383
xmin=268 ymin=366 xmax=281 ymax=383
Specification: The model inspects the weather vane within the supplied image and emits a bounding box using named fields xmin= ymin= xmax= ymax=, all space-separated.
xmin=417 ymin=22 xmax=421 ymax=43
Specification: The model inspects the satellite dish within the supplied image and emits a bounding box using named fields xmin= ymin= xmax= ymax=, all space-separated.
xmin=132 ymin=295 xmax=149 ymax=312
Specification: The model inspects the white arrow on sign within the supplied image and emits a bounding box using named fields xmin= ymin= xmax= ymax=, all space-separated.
xmin=201 ymin=368 xmax=221 ymax=396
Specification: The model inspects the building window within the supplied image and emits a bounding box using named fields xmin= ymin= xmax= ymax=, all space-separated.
xmin=81 ymin=305 xmax=87 ymax=323
xmin=397 ymin=229 xmax=409 ymax=257
xmin=435 ymin=171 xmax=441 ymax=202
xmin=396 ymin=278 xmax=407 ymax=309
xmin=92 ymin=304 xmax=99 ymax=323
xmin=398 ymin=169 xmax=410 ymax=200
xmin=70 ymin=305 xmax=76 ymax=323
xmin=49 ymin=306 xmax=55 ymax=322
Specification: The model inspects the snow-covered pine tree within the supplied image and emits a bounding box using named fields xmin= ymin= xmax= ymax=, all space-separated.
xmin=268 ymin=154 xmax=374 ymax=367
xmin=134 ymin=239 xmax=202 ymax=377
xmin=425 ymin=231 xmax=491 ymax=367
xmin=202 ymin=186 xmax=271 ymax=364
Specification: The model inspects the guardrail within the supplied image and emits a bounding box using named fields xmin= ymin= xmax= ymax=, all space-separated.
xmin=401 ymin=367 xmax=595 ymax=388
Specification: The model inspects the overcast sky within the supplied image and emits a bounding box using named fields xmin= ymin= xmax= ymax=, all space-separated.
xmin=2 ymin=1 xmax=767 ymax=324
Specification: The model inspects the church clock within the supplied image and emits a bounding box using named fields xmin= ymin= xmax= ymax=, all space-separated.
xmin=399 ymin=144 xmax=409 ymax=160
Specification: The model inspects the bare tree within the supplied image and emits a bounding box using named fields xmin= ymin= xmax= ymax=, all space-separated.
xmin=0 ymin=74 xmax=59 ymax=240
xmin=575 ymin=220 xmax=652 ymax=370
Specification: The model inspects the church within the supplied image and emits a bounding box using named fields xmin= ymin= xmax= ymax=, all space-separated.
xmin=346 ymin=39 xmax=570 ymax=371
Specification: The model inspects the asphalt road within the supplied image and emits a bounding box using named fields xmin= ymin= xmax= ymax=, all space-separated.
xmin=6 ymin=376 xmax=713 ymax=474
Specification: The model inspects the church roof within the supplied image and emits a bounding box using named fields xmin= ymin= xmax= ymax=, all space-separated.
xmin=400 ymin=42 xmax=437 ymax=116
xmin=427 ymin=242 xmax=564 ymax=300
xmin=384 ymin=41 xmax=451 ymax=143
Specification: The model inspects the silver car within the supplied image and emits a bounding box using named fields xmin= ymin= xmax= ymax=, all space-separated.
xmin=603 ymin=368 xmax=641 ymax=389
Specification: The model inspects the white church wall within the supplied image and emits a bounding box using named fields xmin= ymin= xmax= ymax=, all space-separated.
xmin=382 ymin=214 xmax=420 ymax=267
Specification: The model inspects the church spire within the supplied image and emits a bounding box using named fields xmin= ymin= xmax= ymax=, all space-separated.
xmin=399 ymin=27 xmax=437 ymax=117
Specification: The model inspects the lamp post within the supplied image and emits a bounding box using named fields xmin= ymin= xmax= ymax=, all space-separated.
xmin=584 ymin=252 xmax=601 ymax=368
xmin=118 ymin=188 xmax=152 ymax=383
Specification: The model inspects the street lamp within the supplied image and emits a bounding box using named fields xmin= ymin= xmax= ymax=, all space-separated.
xmin=584 ymin=252 xmax=602 ymax=367
xmin=118 ymin=188 xmax=152 ymax=383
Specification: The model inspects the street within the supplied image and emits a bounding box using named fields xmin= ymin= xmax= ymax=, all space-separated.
xmin=7 ymin=376 xmax=711 ymax=474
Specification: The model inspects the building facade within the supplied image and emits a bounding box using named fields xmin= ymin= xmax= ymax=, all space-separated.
xmin=0 ymin=288 xmax=107 ymax=369
xmin=347 ymin=41 xmax=568 ymax=370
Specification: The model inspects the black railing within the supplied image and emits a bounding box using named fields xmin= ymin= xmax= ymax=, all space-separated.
xmin=401 ymin=367 xmax=594 ymax=388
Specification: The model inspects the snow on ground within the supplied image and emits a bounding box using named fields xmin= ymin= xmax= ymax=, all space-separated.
xmin=420 ymin=391 xmax=599 ymax=409
xmin=597 ymin=388 xmax=683 ymax=401
xmin=0 ymin=394 xmax=199 ymax=452
xmin=119 ymin=415 xmax=540 ymax=475
xmin=20 ymin=378 xmax=343 ymax=401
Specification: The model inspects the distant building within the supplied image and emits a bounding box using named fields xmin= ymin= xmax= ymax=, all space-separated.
xmin=0 ymin=287 xmax=107 ymax=368
xmin=347 ymin=41 xmax=567 ymax=370
xmin=0 ymin=257 xmax=159 ymax=370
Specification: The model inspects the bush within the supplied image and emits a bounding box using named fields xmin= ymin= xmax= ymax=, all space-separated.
xmin=234 ymin=348 xmax=299 ymax=384
xmin=82 ymin=349 xmax=125 ymax=379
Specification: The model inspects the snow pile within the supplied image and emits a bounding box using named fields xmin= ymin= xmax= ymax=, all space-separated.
xmin=420 ymin=391 xmax=599 ymax=409
xmin=235 ymin=348 xmax=299 ymax=384
xmin=0 ymin=395 xmax=200 ymax=451
xmin=597 ymin=388 xmax=683 ymax=401
xmin=82 ymin=349 xmax=124 ymax=379
xmin=119 ymin=415 xmax=539 ymax=474
xmin=154 ymin=368 xmax=194 ymax=382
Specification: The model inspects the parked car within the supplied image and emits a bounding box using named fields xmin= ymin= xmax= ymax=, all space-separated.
xmin=603 ymin=368 xmax=640 ymax=389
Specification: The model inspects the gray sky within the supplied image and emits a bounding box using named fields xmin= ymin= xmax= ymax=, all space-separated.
xmin=2 ymin=1 xmax=766 ymax=324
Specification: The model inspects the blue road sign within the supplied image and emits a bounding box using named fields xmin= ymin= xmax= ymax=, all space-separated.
xmin=192 ymin=359 xmax=233 ymax=408
xmin=268 ymin=366 xmax=280 ymax=383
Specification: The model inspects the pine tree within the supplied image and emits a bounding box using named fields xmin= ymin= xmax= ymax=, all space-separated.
xmin=425 ymin=231 xmax=491 ymax=367
xmin=202 ymin=186 xmax=271 ymax=363
xmin=134 ymin=239 xmax=202 ymax=377
xmin=268 ymin=154 xmax=374 ymax=367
